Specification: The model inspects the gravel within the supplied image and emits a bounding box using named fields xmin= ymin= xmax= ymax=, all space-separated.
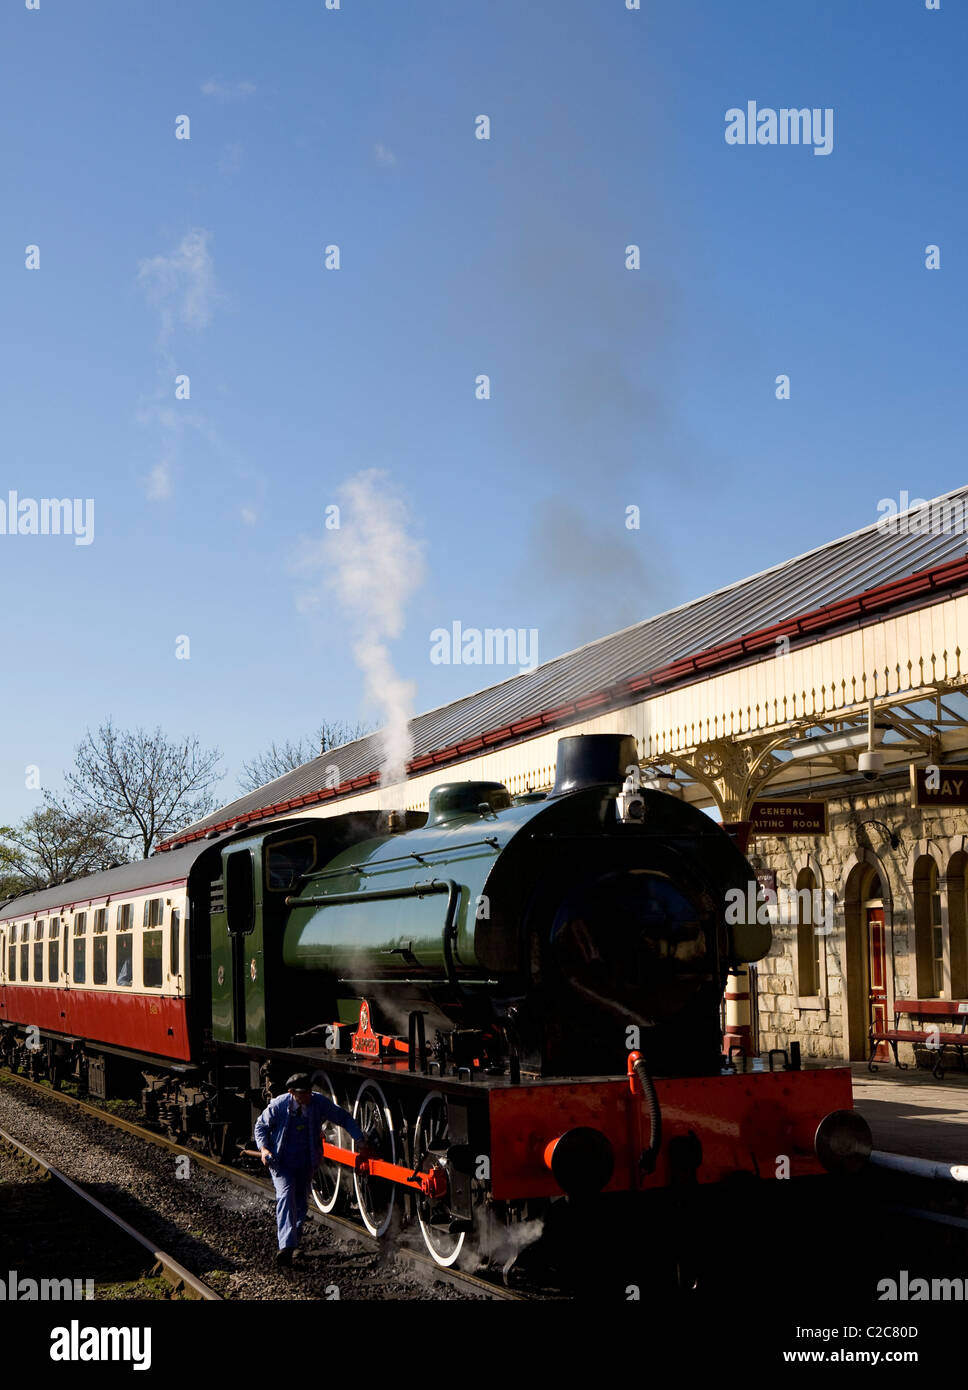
xmin=0 ymin=1077 xmax=482 ymax=1301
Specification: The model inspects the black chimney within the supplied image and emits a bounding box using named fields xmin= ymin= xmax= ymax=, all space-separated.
xmin=550 ymin=734 xmax=639 ymax=797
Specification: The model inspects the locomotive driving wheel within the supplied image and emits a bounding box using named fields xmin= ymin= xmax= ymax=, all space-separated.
xmin=352 ymin=1080 xmax=398 ymax=1238
xmin=413 ymin=1091 xmax=465 ymax=1268
xmin=310 ymin=1071 xmax=344 ymax=1215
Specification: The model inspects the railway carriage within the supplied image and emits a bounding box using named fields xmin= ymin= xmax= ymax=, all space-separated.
xmin=0 ymin=846 xmax=203 ymax=1090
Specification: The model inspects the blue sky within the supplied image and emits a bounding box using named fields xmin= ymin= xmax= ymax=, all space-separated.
xmin=0 ymin=0 xmax=964 ymax=823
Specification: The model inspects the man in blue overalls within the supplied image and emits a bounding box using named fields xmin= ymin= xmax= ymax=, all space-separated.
xmin=255 ymin=1072 xmax=369 ymax=1267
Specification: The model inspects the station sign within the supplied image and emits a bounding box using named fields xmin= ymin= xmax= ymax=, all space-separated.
xmin=749 ymin=799 xmax=828 ymax=836
xmin=910 ymin=765 xmax=968 ymax=808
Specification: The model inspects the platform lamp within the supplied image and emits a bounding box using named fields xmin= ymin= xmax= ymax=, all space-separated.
xmin=855 ymin=818 xmax=901 ymax=850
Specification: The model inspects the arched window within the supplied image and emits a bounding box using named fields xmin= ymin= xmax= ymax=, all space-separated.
xmin=913 ymin=855 xmax=943 ymax=998
xmin=796 ymin=866 xmax=821 ymax=997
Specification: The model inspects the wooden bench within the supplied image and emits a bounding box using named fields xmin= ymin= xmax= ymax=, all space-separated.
xmin=869 ymin=999 xmax=968 ymax=1079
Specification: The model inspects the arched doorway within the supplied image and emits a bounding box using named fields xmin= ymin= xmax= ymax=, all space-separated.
xmin=947 ymin=851 xmax=968 ymax=999
xmin=795 ymin=865 xmax=820 ymax=997
xmin=843 ymin=858 xmax=890 ymax=1061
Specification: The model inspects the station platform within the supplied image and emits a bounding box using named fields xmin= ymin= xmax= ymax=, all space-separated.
xmin=849 ymin=1060 xmax=968 ymax=1162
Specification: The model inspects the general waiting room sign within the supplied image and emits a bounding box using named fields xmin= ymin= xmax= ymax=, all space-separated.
xmin=749 ymin=800 xmax=828 ymax=835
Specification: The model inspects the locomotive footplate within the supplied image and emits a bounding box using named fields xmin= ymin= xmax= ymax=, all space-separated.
xmin=228 ymin=1038 xmax=865 ymax=1202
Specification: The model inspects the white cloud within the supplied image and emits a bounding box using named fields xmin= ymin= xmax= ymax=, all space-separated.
xmin=201 ymin=79 xmax=256 ymax=99
xmin=146 ymin=461 xmax=173 ymax=501
xmin=137 ymin=230 xmax=216 ymax=342
xmin=374 ymin=143 xmax=396 ymax=166
xmin=241 ymin=506 xmax=257 ymax=526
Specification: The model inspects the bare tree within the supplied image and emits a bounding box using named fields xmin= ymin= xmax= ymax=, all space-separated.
xmin=0 ymin=804 xmax=119 ymax=893
xmin=65 ymin=721 xmax=222 ymax=859
xmin=239 ymin=720 xmax=372 ymax=792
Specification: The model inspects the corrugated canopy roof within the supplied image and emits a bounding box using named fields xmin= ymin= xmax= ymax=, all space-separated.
xmin=167 ymin=486 xmax=968 ymax=843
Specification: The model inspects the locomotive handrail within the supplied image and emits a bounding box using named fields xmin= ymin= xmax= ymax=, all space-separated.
xmin=286 ymin=879 xmax=453 ymax=909
xmin=300 ymin=839 xmax=500 ymax=882
xmin=285 ymin=878 xmax=467 ymax=997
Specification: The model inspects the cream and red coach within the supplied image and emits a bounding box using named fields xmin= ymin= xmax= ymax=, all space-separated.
xmin=0 ymin=842 xmax=216 ymax=1094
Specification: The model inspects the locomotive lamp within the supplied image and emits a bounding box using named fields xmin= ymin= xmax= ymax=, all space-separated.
xmin=617 ymin=766 xmax=645 ymax=822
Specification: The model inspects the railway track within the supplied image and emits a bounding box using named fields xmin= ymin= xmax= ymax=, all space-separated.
xmin=0 ymin=1067 xmax=526 ymax=1301
xmin=0 ymin=1122 xmax=220 ymax=1300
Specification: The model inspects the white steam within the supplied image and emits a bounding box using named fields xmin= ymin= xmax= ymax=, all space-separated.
xmin=302 ymin=470 xmax=424 ymax=792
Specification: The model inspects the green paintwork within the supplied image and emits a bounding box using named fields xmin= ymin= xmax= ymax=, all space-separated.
xmin=283 ymin=800 xmax=548 ymax=978
xmin=210 ymin=837 xmax=265 ymax=1045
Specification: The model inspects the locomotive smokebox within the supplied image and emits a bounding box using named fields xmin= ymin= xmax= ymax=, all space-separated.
xmin=550 ymin=733 xmax=639 ymax=797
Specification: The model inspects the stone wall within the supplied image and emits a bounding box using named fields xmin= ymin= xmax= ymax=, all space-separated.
xmin=749 ymin=787 xmax=966 ymax=1062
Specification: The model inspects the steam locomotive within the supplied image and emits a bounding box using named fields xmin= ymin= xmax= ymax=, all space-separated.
xmin=0 ymin=733 xmax=869 ymax=1290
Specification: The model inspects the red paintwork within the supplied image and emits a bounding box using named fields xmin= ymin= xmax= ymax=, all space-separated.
xmin=487 ymin=1067 xmax=855 ymax=1200
xmin=0 ymin=984 xmax=191 ymax=1062
xmin=349 ymin=1001 xmax=408 ymax=1057
xmin=159 ymin=555 xmax=968 ymax=850
xmin=320 ymin=1140 xmax=444 ymax=1195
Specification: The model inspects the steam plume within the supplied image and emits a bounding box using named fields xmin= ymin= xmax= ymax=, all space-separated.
xmin=317 ymin=470 xmax=424 ymax=791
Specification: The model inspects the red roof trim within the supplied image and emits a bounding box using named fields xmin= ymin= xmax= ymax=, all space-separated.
xmin=158 ymin=554 xmax=968 ymax=850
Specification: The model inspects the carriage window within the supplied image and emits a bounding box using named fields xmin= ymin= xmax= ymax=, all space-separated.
xmin=117 ymin=903 xmax=133 ymax=931
xmin=8 ymin=925 xmax=16 ymax=981
xmin=73 ymin=913 xmax=87 ymax=985
xmin=73 ymin=937 xmax=86 ymax=984
xmin=116 ymin=934 xmax=133 ymax=987
xmin=143 ymin=898 xmax=163 ymax=928
xmin=143 ymin=930 xmax=163 ymax=988
xmin=266 ymin=837 xmax=316 ymax=892
xmin=93 ymin=909 xmax=108 ymax=985
xmin=19 ymin=922 xmax=28 ymax=981
xmin=47 ymin=917 xmax=60 ymax=981
xmin=170 ymin=908 xmax=181 ymax=976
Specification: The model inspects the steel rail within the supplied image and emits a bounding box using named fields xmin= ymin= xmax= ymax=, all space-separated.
xmin=0 ymin=1123 xmax=221 ymax=1300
